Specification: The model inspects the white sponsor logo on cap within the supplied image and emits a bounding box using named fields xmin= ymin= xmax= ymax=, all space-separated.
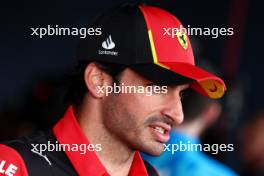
xmin=102 ymin=35 xmax=115 ymax=50
xmin=99 ymin=35 xmax=118 ymax=56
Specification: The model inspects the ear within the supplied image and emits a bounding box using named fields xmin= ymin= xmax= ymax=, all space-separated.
xmin=84 ymin=62 xmax=111 ymax=98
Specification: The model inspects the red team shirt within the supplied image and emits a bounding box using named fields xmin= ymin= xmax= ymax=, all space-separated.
xmin=0 ymin=106 xmax=154 ymax=176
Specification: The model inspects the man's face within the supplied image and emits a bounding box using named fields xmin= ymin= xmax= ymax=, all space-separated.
xmin=102 ymin=68 xmax=189 ymax=155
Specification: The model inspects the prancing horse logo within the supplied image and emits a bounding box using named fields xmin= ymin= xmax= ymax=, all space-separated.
xmin=176 ymin=31 xmax=188 ymax=50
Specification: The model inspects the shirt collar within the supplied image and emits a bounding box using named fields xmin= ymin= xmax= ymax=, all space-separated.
xmin=53 ymin=106 xmax=148 ymax=176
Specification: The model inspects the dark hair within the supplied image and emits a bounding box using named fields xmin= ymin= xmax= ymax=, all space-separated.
xmin=65 ymin=61 xmax=126 ymax=106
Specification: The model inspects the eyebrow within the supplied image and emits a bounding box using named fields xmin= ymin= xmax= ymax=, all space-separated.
xmin=182 ymin=84 xmax=190 ymax=89
xmin=176 ymin=84 xmax=190 ymax=93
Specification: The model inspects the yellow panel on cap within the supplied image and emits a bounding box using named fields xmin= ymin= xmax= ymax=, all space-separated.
xmin=148 ymin=30 xmax=170 ymax=70
xmin=199 ymin=79 xmax=225 ymax=99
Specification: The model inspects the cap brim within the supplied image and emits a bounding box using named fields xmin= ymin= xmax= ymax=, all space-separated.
xmin=130 ymin=62 xmax=226 ymax=99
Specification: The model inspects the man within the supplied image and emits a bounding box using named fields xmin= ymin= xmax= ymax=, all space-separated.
xmin=142 ymin=85 xmax=237 ymax=176
xmin=0 ymin=3 xmax=226 ymax=176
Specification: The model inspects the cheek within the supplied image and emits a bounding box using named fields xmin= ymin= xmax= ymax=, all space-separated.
xmin=103 ymin=93 xmax=167 ymax=134
xmin=103 ymin=94 xmax=141 ymax=134
xmin=104 ymin=93 xmax=151 ymax=134
xmin=118 ymin=93 xmax=160 ymax=119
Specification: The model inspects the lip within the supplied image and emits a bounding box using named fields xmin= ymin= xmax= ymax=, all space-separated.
xmin=149 ymin=123 xmax=171 ymax=143
xmin=149 ymin=122 xmax=172 ymax=132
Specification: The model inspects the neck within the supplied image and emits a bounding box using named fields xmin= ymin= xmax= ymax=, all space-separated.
xmin=76 ymin=96 xmax=135 ymax=176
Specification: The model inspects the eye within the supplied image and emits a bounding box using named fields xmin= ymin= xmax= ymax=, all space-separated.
xmin=179 ymin=84 xmax=190 ymax=99
xmin=145 ymin=83 xmax=168 ymax=96
xmin=146 ymin=83 xmax=161 ymax=87
xmin=179 ymin=90 xmax=187 ymax=100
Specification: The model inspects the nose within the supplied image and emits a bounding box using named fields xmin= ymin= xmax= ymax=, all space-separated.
xmin=160 ymin=89 xmax=184 ymax=125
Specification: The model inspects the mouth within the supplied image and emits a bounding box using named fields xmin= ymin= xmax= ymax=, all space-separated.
xmin=149 ymin=123 xmax=171 ymax=143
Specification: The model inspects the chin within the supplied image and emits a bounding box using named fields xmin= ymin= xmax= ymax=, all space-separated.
xmin=141 ymin=141 xmax=164 ymax=156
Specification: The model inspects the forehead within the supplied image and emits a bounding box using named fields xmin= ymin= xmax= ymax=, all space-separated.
xmin=120 ymin=68 xmax=190 ymax=89
xmin=119 ymin=68 xmax=152 ymax=84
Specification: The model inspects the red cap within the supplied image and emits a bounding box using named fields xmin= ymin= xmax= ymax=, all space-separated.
xmin=138 ymin=5 xmax=226 ymax=99
xmin=77 ymin=4 xmax=226 ymax=99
